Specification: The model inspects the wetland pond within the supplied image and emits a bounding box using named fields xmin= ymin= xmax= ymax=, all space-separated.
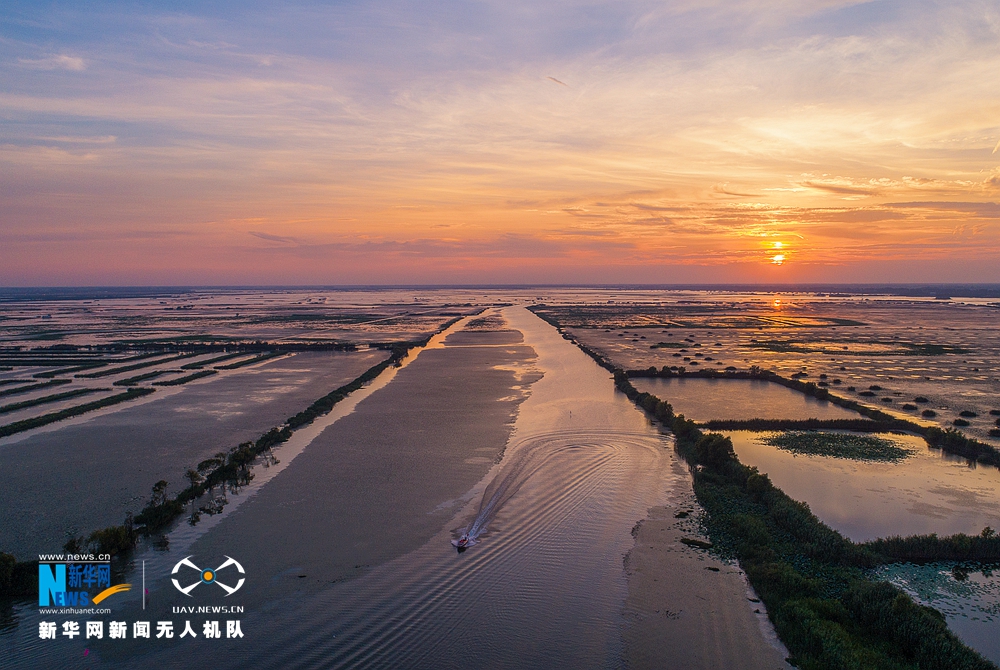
xmin=725 ymin=430 xmax=1000 ymax=542
xmin=877 ymin=562 xmax=1000 ymax=665
xmin=727 ymin=428 xmax=1000 ymax=665
xmin=630 ymin=377 xmax=862 ymax=421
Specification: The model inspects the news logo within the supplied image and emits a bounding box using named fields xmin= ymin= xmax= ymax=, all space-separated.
xmin=171 ymin=556 xmax=245 ymax=597
xmin=38 ymin=555 xmax=131 ymax=607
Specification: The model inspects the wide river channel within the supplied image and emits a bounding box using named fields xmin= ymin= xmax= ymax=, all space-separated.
xmin=5 ymin=308 xmax=701 ymax=669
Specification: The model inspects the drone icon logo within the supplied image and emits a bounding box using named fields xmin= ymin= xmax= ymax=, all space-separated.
xmin=171 ymin=556 xmax=245 ymax=597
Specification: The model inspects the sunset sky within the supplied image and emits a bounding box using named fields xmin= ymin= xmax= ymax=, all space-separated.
xmin=2 ymin=0 xmax=999 ymax=285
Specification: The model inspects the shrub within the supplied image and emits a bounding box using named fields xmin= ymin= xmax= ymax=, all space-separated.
xmin=86 ymin=516 xmax=137 ymax=556
xmin=746 ymin=470 xmax=773 ymax=499
xmin=695 ymin=433 xmax=738 ymax=469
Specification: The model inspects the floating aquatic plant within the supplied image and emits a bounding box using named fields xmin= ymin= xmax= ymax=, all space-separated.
xmin=760 ymin=431 xmax=915 ymax=463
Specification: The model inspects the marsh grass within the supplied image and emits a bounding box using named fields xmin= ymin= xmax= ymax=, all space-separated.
xmin=152 ymin=369 xmax=217 ymax=386
xmin=0 ymin=388 xmax=155 ymax=438
xmin=0 ymin=379 xmax=71 ymax=397
xmin=214 ymin=351 xmax=285 ymax=370
xmin=114 ymin=369 xmax=173 ymax=386
xmin=0 ymin=388 xmax=100 ymax=414
xmin=76 ymin=352 xmax=200 ymax=379
xmin=760 ymin=432 xmax=914 ymax=463
xmin=744 ymin=339 xmax=968 ymax=356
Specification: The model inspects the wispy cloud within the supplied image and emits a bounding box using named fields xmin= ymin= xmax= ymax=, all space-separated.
xmin=18 ymin=54 xmax=85 ymax=71
xmin=248 ymin=231 xmax=299 ymax=244
xmin=1 ymin=0 xmax=999 ymax=283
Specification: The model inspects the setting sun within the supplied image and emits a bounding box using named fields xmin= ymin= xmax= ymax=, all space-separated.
xmin=771 ymin=254 xmax=785 ymax=265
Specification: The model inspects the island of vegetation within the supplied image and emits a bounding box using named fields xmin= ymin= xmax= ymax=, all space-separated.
xmin=760 ymin=431 xmax=915 ymax=463
xmin=0 ymin=378 xmax=72 ymax=398
xmin=152 ymin=369 xmax=218 ymax=386
xmin=214 ymin=351 xmax=286 ymax=370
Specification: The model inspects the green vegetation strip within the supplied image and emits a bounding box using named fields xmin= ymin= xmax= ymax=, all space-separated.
xmin=0 ymin=388 xmax=155 ymax=438
xmin=703 ymin=418 xmax=888 ymax=432
xmin=0 ymin=379 xmax=71 ymax=397
xmin=180 ymin=352 xmax=247 ymax=369
xmin=33 ymin=363 xmax=108 ymax=378
xmin=744 ymin=340 xmax=968 ymax=356
xmin=152 ymin=370 xmax=217 ymax=386
xmin=0 ymin=358 xmax=109 ymax=367
xmin=32 ymin=352 xmax=166 ymax=378
xmin=616 ymin=372 xmax=995 ymax=670
xmin=0 ymin=379 xmax=32 ymax=387
xmin=114 ymin=370 xmax=173 ymax=386
xmin=760 ymin=432 xmax=915 ymax=463
xmin=285 ymin=344 xmax=408 ymax=429
xmin=213 ymin=351 xmax=285 ymax=370
xmin=75 ymin=353 xmax=200 ymax=379
xmin=0 ymin=388 xmax=102 ymax=415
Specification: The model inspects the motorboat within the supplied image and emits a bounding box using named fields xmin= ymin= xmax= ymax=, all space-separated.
xmin=451 ymin=534 xmax=476 ymax=549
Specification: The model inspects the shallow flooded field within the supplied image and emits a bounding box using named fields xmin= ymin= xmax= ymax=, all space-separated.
xmin=0 ymin=350 xmax=387 ymax=559
xmin=631 ymin=377 xmax=862 ymax=421
xmin=725 ymin=430 xmax=1000 ymax=542
xmin=0 ymin=287 xmax=491 ymax=349
xmin=541 ymin=297 xmax=1000 ymax=443
xmin=878 ymin=562 xmax=1000 ymax=665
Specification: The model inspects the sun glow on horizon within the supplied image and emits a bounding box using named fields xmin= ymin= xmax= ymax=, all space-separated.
xmin=2 ymin=0 xmax=999 ymax=284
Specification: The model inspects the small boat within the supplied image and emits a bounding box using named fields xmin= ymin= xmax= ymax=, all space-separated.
xmin=451 ymin=534 xmax=475 ymax=549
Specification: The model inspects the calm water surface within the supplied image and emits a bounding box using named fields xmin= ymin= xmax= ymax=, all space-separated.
xmin=181 ymin=306 xmax=679 ymax=669
xmin=726 ymin=431 xmax=1000 ymax=542
xmin=877 ymin=563 xmax=1000 ymax=665
xmin=4 ymin=308 xmax=683 ymax=669
xmin=630 ymin=377 xmax=861 ymax=422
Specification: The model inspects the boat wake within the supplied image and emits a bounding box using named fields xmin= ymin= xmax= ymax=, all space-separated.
xmin=452 ymin=431 xmax=618 ymax=551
